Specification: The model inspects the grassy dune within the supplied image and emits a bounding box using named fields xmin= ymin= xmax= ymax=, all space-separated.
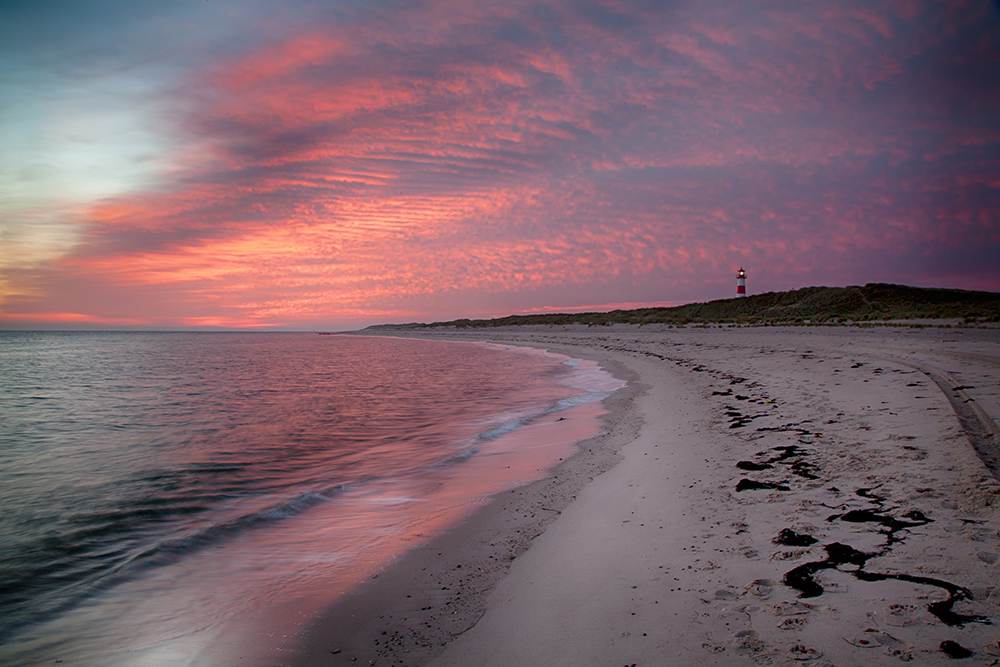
xmin=372 ymin=284 xmax=1000 ymax=329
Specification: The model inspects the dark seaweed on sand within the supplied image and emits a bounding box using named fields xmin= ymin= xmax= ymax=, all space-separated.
xmin=783 ymin=490 xmax=990 ymax=628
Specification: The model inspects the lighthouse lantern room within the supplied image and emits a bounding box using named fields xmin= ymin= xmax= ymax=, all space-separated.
xmin=736 ymin=268 xmax=747 ymax=297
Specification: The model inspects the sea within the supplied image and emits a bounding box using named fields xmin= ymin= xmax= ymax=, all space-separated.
xmin=0 ymin=331 xmax=623 ymax=667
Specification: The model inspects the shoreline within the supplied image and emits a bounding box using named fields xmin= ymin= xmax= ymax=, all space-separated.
xmin=290 ymin=336 xmax=643 ymax=666
xmin=0 ymin=334 xmax=621 ymax=667
xmin=293 ymin=325 xmax=1000 ymax=666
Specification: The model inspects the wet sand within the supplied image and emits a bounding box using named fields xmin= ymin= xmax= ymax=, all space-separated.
xmin=293 ymin=325 xmax=1000 ymax=666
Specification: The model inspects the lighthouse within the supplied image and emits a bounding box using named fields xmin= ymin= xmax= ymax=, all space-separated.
xmin=736 ymin=267 xmax=747 ymax=297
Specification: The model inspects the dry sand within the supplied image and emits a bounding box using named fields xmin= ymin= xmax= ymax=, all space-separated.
xmin=292 ymin=325 xmax=1000 ymax=666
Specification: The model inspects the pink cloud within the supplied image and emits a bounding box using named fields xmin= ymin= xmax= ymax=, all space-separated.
xmin=2 ymin=0 xmax=997 ymax=329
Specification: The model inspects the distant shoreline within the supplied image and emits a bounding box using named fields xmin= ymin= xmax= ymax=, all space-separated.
xmin=364 ymin=283 xmax=1000 ymax=330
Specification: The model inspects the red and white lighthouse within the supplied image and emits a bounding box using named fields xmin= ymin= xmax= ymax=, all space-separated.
xmin=736 ymin=267 xmax=747 ymax=297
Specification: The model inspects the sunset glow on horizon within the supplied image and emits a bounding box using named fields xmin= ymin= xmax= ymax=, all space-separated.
xmin=2 ymin=0 xmax=998 ymax=329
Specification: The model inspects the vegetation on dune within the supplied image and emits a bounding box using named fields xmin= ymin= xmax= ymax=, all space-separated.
xmin=366 ymin=284 xmax=1000 ymax=329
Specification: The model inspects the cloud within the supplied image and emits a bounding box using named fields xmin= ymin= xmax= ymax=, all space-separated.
xmin=2 ymin=0 xmax=998 ymax=328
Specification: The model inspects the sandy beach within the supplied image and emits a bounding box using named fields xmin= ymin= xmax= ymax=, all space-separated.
xmin=292 ymin=325 xmax=1000 ymax=666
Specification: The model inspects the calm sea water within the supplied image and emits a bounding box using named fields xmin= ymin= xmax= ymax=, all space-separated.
xmin=0 ymin=332 xmax=622 ymax=666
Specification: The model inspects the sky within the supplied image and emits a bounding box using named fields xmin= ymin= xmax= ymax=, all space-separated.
xmin=1 ymin=0 xmax=998 ymax=330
